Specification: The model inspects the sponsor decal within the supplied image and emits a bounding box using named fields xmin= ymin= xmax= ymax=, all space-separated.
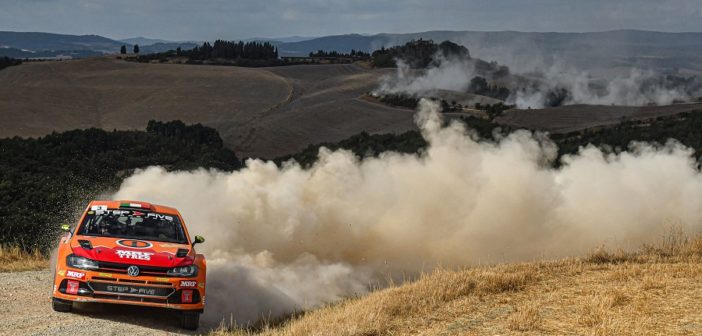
xmin=181 ymin=290 xmax=193 ymax=303
xmin=97 ymin=209 xmax=131 ymax=216
xmin=91 ymin=209 xmax=174 ymax=221
xmin=198 ymin=283 xmax=205 ymax=288
xmin=66 ymin=280 xmax=79 ymax=295
xmin=91 ymin=282 xmax=173 ymax=296
xmin=155 ymin=277 xmax=169 ymax=282
xmin=57 ymin=270 xmax=65 ymax=276
xmin=116 ymin=250 xmax=154 ymax=260
xmin=66 ymin=270 xmax=85 ymax=280
xmin=91 ymin=205 xmax=108 ymax=215
xmin=160 ymin=243 xmax=184 ymax=248
xmin=106 ymin=285 xmax=158 ymax=296
xmin=180 ymin=280 xmax=197 ymax=288
xmin=145 ymin=213 xmax=173 ymax=221
xmin=98 ymin=272 xmax=113 ymax=277
xmin=116 ymin=239 xmax=153 ymax=249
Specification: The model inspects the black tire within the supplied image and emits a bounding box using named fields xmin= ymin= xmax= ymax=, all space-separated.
xmin=180 ymin=311 xmax=200 ymax=330
xmin=52 ymin=297 xmax=72 ymax=312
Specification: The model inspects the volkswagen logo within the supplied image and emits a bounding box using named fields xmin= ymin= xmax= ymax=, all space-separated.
xmin=127 ymin=265 xmax=140 ymax=277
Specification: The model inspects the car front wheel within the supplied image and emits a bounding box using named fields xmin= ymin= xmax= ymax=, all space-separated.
xmin=52 ymin=297 xmax=72 ymax=312
xmin=180 ymin=311 xmax=200 ymax=330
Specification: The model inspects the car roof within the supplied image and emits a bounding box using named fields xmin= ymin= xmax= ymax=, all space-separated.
xmin=88 ymin=200 xmax=181 ymax=216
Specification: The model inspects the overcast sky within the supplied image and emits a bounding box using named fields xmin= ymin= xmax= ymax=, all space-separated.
xmin=2 ymin=0 xmax=701 ymax=41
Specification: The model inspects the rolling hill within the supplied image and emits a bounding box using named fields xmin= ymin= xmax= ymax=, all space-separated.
xmin=0 ymin=56 xmax=413 ymax=158
xmin=4 ymin=55 xmax=702 ymax=159
xmin=5 ymin=29 xmax=702 ymax=73
xmin=277 ymin=30 xmax=702 ymax=73
xmin=495 ymin=103 xmax=702 ymax=134
xmin=119 ymin=36 xmax=172 ymax=46
xmin=0 ymin=31 xmax=122 ymax=52
xmin=0 ymin=31 xmax=197 ymax=58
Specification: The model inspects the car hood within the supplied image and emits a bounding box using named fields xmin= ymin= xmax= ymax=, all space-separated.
xmin=70 ymin=236 xmax=194 ymax=268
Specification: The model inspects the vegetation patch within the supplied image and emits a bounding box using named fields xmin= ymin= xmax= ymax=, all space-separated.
xmin=371 ymin=39 xmax=470 ymax=68
xmin=279 ymin=108 xmax=702 ymax=168
xmin=131 ymin=40 xmax=284 ymax=67
xmin=0 ymin=245 xmax=47 ymax=272
xmin=0 ymin=121 xmax=240 ymax=252
xmin=212 ymin=233 xmax=702 ymax=336
xmin=0 ymin=56 xmax=22 ymax=71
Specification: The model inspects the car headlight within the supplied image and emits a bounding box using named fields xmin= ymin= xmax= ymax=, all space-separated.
xmin=167 ymin=265 xmax=198 ymax=277
xmin=66 ymin=254 xmax=99 ymax=270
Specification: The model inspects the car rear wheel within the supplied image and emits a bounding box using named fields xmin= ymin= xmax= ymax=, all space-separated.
xmin=180 ymin=311 xmax=200 ymax=330
xmin=52 ymin=297 xmax=72 ymax=312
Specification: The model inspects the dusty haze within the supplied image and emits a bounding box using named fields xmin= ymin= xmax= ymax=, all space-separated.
xmin=509 ymin=65 xmax=698 ymax=108
xmin=113 ymin=100 xmax=702 ymax=326
xmin=375 ymin=51 xmax=701 ymax=108
xmin=376 ymin=56 xmax=476 ymax=95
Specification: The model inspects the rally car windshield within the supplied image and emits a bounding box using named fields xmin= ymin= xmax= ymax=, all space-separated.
xmin=78 ymin=209 xmax=188 ymax=244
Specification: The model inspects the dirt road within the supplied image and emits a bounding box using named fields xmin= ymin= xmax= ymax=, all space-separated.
xmin=0 ymin=269 xmax=208 ymax=335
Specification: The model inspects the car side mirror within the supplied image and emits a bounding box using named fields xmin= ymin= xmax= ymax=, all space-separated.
xmin=193 ymin=235 xmax=205 ymax=246
xmin=60 ymin=224 xmax=71 ymax=232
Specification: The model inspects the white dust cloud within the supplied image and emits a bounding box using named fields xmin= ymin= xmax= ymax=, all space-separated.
xmin=375 ymin=55 xmax=475 ymax=96
xmin=114 ymin=100 xmax=702 ymax=326
xmin=374 ymin=50 xmax=699 ymax=109
xmin=509 ymin=66 xmax=694 ymax=108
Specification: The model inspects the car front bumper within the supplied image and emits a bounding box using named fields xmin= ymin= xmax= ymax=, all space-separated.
xmin=52 ymin=268 xmax=205 ymax=311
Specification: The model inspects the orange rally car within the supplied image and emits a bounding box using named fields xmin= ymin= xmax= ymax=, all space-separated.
xmin=52 ymin=200 xmax=206 ymax=330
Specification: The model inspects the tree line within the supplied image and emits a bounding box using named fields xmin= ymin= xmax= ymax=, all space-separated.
xmin=309 ymin=49 xmax=370 ymax=59
xmin=276 ymin=109 xmax=702 ymax=171
xmin=468 ymin=76 xmax=510 ymax=101
xmin=133 ymin=40 xmax=282 ymax=66
xmin=371 ymin=39 xmax=470 ymax=68
xmin=369 ymin=40 xmax=512 ymax=104
xmin=187 ymin=40 xmax=278 ymax=60
xmin=0 ymin=121 xmax=240 ymax=251
xmin=0 ymin=56 xmax=22 ymax=70
xmin=9 ymin=109 xmax=702 ymax=252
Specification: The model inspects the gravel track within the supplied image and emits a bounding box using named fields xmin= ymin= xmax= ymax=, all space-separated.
xmin=0 ymin=270 xmax=207 ymax=336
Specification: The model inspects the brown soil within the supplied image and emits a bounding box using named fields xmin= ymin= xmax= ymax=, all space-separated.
xmin=495 ymin=103 xmax=702 ymax=134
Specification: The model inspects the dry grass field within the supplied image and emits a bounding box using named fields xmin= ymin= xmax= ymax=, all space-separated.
xmin=0 ymin=56 xmax=291 ymax=157
xmin=240 ymin=64 xmax=416 ymax=158
xmin=0 ymin=57 xmax=415 ymax=158
xmin=215 ymin=233 xmax=702 ymax=336
xmin=0 ymin=245 xmax=48 ymax=272
xmin=495 ymin=103 xmax=702 ymax=134
xmin=4 ymin=57 xmax=702 ymax=158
